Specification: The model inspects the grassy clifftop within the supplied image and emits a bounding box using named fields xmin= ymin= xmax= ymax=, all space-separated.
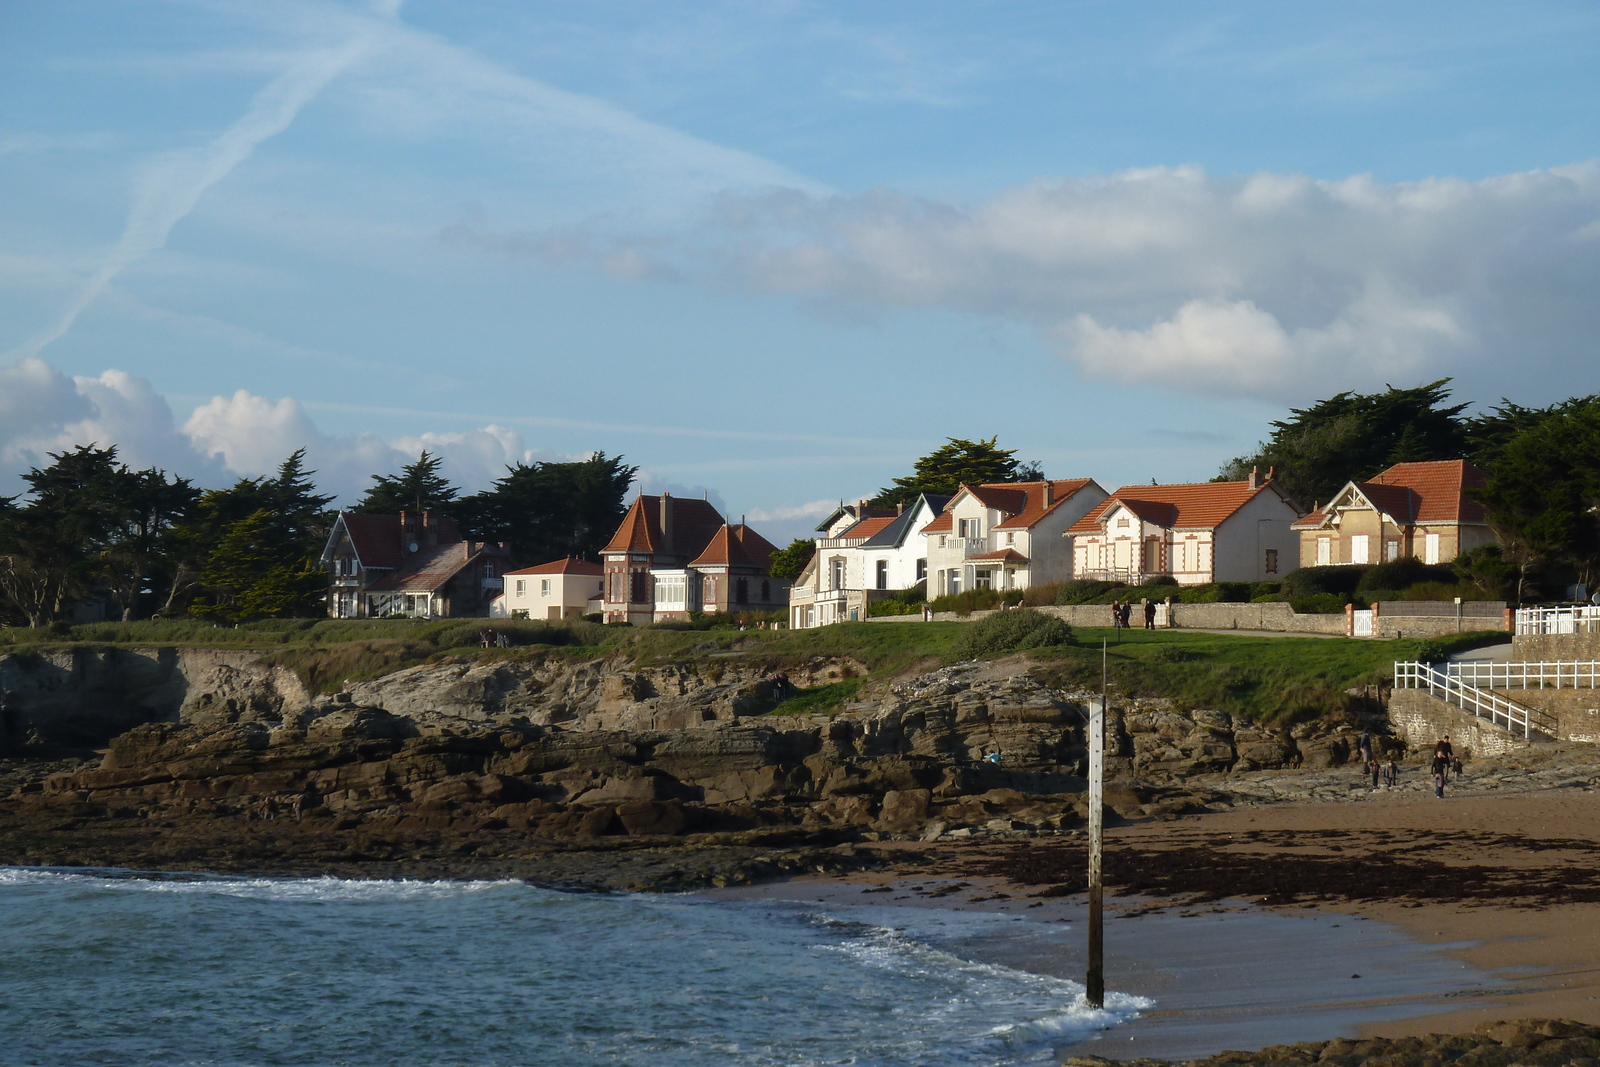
xmin=0 ymin=616 xmax=1504 ymax=726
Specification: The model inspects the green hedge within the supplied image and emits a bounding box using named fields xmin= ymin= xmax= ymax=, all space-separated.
xmin=952 ymin=608 xmax=1076 ymax=659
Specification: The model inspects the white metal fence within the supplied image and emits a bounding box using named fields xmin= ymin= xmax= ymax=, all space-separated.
xmin=1447 ymin=660 xmax=1600 ymax=690
xmin=1516 ymin=605 xmax=1600 ymax=635
xmin=1393 ymin=661 xmax=1556 ymax=739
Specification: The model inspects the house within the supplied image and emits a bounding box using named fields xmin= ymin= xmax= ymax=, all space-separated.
xmin=1066 ymin=469 xmax=1299 ymax=585
xmin=1291 ymin=459 xmax=1496 ymax=568
xmin=491 ymin=557 xmax=604 ymax=620
xmin=923 ymin=479 xmax=1108 ymax=599
xmin=600 ymin=492 xmax=788 ymax=624
xmin=788 ymin=494 xmax=948 ymax=628
xmin=322 ymin=510 xmax=511 ymax=618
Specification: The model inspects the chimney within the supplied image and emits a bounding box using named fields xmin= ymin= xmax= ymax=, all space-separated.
xmin=897 ymin=501 xmax=904 ymax=515
xmin=1266 ymin=466 xmax=1276 ymax=483
xmin=1248 ymin=465 xmax=1260 ymax=490
xmin=1042 ymin=482 xmax=1054 ymax=507
xmin=659 ymin=492 xmax=673 ymax=554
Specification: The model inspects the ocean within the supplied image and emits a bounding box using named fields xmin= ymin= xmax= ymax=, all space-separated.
xmin=0 ymin=868 xmax=1145 ymax=1067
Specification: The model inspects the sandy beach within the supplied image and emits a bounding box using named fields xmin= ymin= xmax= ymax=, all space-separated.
xmin=711 ymin=779 xmax=1600 ymax=1061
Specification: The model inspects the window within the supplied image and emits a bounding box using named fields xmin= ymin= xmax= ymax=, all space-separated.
xmin=482 ymin=562 xmax=496 ymax=579
xmin=1424 ymin=533 xmax=1441 ymax=565
xmin=541 ymin=579 xmax=551 ymax=596
xmin=515 ymin=579 xmax=526 ymax=596
xmin=654 ymin=574 xmax=686 ymax=606
xmin=1351 ymin=534 xmax=1370 ymax=564
xmin=630 ymin=570 xmax=647 ymax=603
xmin=1265 ymin=549 xmax=1278 ymax=575
xmin=761 ymin=580 xmax=770 ymax=601
xmin=949 ymin=571 xmax=961 ymax=595
xmin=957 ymin=518 xmax=968 ymax=538
xmin=974 ymin=569 xmax=992 ymax=589
xmin=915 ymin=558 xmax=926 ymax=582
xmin=1316 ymin=537 xmax=1331 ymax=566
xmin=735 ymin=578 xmax=749 ymax=604
xmin=1385 ymin=540 xmax=1399 ymax=562
xmin=1006 ymin=532 xmax=1014 ymax=545
xmin=830 ymin=557 xmax=845 ymax=590
xmin=875 ymin=560 xmax=888 ymax=590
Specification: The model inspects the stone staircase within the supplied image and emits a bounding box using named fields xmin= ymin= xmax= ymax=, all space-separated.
xmin=1392 ymin=661 xmax=1557 ymax=742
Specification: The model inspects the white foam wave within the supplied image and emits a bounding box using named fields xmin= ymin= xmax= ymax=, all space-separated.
xmin=811 ymin=913 xmax=1150 ymax=1061
xmin=0 ymin=867 xmax=525 ymax=903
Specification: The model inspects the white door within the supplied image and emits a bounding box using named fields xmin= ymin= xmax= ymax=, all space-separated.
xmin=1316 ymin=537 xmax=1330 ymax=566
xmin=1425 ymin=533 xmax=1440 ymax=565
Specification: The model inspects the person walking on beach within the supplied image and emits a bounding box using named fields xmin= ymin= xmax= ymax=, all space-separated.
xmin=1143 ymin=599 xmax=1156 ymax=630
xmin=1383 ymin=758 xmax=1397 ymax=787
xmin=1436 ymin=735 xmax=1454 ymax=781
xmin=1431 ymin=746 xmax=1450 ymax=798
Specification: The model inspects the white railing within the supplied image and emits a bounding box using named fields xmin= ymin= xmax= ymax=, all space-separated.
xmin=1516 ymin=605 xmax=1600 ymax=635
xmin=959 ymin=537 xmax=991 ymax=557
xmin=1394 ymin=661 xmax=1556 ymax=739
xmin=1447 ymin=660 xmax=1600 ymax=690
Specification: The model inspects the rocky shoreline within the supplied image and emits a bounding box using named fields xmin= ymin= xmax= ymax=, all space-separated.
xmin=1065 ymin=1019 xmax=1600 ymax=1067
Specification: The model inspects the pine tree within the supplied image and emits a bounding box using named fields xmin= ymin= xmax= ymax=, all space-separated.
xmin=872 ymin=437 xmax=1033 ymax=508
xmin=356 ymin=451 xmax=459 ymax=515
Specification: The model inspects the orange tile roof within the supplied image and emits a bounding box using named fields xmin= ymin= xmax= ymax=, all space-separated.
xmin=1068 ymin=480 xmax=1278 ymax=534
xmin=505 ymin=557 xmax=604 ymax=576
xmin=992 ymin=479 xmax=1099 ymax=529
xmin=840 ymin=515 xmax=897 ymax=539
xmin=1292 ymin=460 xmax=1489 ymax=529
xmin=689 ymin=523 xmax=780 ymax=570
xmin=1369 ymin=460 xmax=1488 ymax=523
xmin=922 ymin=511 xmax=953 ymax=533
xmin=601 ymin=494 xmax=726 ymax=559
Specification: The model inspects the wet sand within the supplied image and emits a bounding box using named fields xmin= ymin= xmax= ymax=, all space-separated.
xmin=716 ymin=783 xmax=1600 ymax=1060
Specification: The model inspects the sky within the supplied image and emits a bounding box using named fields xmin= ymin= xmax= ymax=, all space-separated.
xmin=2 ymin=0 xmax=1597 ymax=544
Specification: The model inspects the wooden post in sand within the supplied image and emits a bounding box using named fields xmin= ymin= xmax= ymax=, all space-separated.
xmin=1087 ymin=674 xmax=1105 ymax=1008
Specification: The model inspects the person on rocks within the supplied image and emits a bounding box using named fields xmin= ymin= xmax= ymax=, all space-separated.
xmin=1431 ymin=745 xmax=1450 ymax=798
xmin=1143 ymin=600 xmax=1156 ymax=630
xmin=1383 ymin=758 xmax=1398 ymax=787
xmin=292 ymin=793 xmax=307 ymax=822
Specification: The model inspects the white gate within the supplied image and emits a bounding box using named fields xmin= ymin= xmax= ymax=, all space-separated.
xmin=1352 ymin=609 xmax=1374 ymax=637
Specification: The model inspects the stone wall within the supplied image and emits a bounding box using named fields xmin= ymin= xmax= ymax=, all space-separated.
xmin=1511 ymin=632 xmax=1600 ymax=661
xmin=1485 ymin=688 xmax=1600 ymax=744
xmin=1387 ymin=688 xmax=1532 ymax=758
xmin=908 ymin=601 xmax=1506 ymax=638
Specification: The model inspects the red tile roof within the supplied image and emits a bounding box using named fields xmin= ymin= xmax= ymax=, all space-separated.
xmin=967 ymin=548 xmax=1030 ymax=563
xmin=1292 ymin=460 xmax=1489 ymax=529
xmin=689 ymin=524 xmax=779 ymax=570
xmin=505 ymin=557 xmax=604 ymax=576
xmin=602 ymin=494 xmax=726 ymax=559
xmin=339 ymin=513 xmax=403 ymax=569
xmin=992 ymin=479 xmax=1099 ymax=530
xmin=1068 ymin=480 xmax=1279 ymax=534
xmin=922 ymin=511 xmax=953 ymax=533
xmin=840 ymin=515 xmax=897 ymax=539
xmin=1369 ymin=460 xmax=1488 ymax=523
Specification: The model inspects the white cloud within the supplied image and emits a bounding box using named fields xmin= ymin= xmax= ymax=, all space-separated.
xmin=0 ymin=356 xmax=556 ymax=504
xmin=469 ymin=162 xmax=1600 ymax=401
xmin=745 ymin=499 xmax=845 ymax=523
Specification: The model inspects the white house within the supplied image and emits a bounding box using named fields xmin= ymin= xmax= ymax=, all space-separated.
xmin=491 ymin=557 xmax=605 ymax=620
xmin=789 ymin=494 xmax=947 ymax=628
xmin=922 ymin=479 xmax=1107 ymax=599
xmin=1066 ymin=469 xmax=1300 ymax=585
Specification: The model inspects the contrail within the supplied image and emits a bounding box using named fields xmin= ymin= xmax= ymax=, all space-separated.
xmin=7 ymin=13 xmax=388 ymax=361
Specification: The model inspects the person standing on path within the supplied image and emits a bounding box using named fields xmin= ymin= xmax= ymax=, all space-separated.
xmin=1143 ymin=600 xmax=1156 ymax=629
xmin=1119 ymin=601 xmax=1133 ymax=629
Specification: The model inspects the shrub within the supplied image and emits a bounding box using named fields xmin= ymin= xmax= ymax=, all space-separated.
xmin=1055 ymin=580 xmax=1119 ymax=605
xmin=952 ymin=608 xmax=1076 ymax=659
xmin=1281 ymin=565 xmax=1367 ymax=597
xmin=1290 ymin=592 xmax=1349 ymax=615
xmin=1020 ymin=582 xmax=1062 ymax=607
xmin=929 ymin=588 xmax=1006 ymax=615
xmin=1357 ymin=557 xmax=1456 ymax=593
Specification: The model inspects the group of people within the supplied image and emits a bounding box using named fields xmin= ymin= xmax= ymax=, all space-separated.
xmin=478 ymin=630 xmax=512 ymax=648
xmin=1108 ymin=599 xmax=1160 ymax=630
xmin=1355 ymin=729 xmax=1463 ymax=797
xmin=247 ymin=793 xmax=308 ymax=822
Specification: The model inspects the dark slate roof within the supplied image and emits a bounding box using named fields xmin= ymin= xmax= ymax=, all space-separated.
xmin=860 ymin=493 xmax=952 ymax=548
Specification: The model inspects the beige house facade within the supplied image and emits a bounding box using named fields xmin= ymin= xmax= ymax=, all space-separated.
xmin=1067 ymin=471 xmax=1300 ymax=585
xmin=491 ymin=557 xmax=604 ymax=619
xmin=1291 ymin=460 xmax=1497 ymax=568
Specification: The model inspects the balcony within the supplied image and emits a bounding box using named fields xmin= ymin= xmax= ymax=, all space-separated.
xmin=957 ymin=537 xmax=989 ymax=557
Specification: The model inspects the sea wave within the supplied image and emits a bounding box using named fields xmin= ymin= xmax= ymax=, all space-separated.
xmin=0 ymin=866 xmax=525 ymax=902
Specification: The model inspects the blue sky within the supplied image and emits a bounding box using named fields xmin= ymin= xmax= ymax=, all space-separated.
xmin=2 ymin=0 xmax=1597 ymax=543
